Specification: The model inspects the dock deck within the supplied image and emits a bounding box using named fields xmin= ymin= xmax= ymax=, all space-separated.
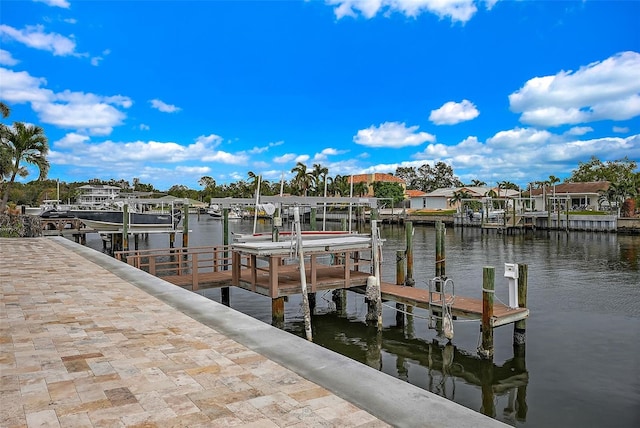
xmin=380 ymin=283 xmax=529 ymax=327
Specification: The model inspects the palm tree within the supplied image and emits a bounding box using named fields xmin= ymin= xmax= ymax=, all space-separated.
xmin=328 ymin=174 xmax=349 ymax=196
xmin=470 ymin=179 xmax=486 ymax=187
xmin=311 ymin=163 xmax=329 ymax=196
xmin=449 ymin=190 xmax=472 ymax=207
xmin=0 ymin=122 xmax=50 ymax=211
xmin=290 ymin=162 xmax=313 ymax=196
xmin=0 ymin=102 xmax=10 ymax=119
xmin=247 ymin=171 xmax=260 ymax=195
xmin=353 ymin=181 xmax=369 ymax=197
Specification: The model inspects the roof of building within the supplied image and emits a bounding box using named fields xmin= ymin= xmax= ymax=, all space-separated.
xmin=530 ymin=181 xmax=609 ymax=196
xmin=414 ymin=186 xmax=519 ymax=198
xmin=349 ymin=173 xmax=405 ymax=184
xmin=78 ymin=184 xmax=121 ymax=190
xmin=405 ymin=189 xmax=427 ymax=198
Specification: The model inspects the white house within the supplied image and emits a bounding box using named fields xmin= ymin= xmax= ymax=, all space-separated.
xmin=76 ymin=184 xmax=121 ymax=207
xmin=409 ymin=186 xmax=519 ymax=210
xmin=529 ymin=181 xmax=610 ymax=211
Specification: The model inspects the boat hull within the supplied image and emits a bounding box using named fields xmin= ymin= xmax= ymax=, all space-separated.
xmin=70 ymin=210 xmax=180 ymax=232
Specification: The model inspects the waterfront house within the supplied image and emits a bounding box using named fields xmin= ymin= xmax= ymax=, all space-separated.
xmin=529 ymin=181 xmax=610 ymax=212
xmin=76 ymin=184 xmax=121 ymax=208
xmin=410 ymin=186 xmax=519 ymax=210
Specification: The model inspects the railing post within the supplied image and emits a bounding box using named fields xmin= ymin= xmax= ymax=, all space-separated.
xmin=191 ymin=253 xmax=199 ymax=291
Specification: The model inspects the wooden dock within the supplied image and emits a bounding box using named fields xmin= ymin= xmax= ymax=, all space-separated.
xmin=380 ymin=283 xmax=529 ymax=327
xmin=116 ymin=240 xmax=528 ymax=328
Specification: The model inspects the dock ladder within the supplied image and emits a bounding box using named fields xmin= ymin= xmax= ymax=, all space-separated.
xmin=428 ymin=277 xmax=455 ymax=339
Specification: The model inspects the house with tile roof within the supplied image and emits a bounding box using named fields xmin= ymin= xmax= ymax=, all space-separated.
xmin=529 ymin=181 xmax=610 ymax=211
xmin=348 ymin=173 xmax=406 ymax=197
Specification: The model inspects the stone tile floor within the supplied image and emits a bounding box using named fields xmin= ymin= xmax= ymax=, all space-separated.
xmin=1 ymin=238 xmax=389 ymax=428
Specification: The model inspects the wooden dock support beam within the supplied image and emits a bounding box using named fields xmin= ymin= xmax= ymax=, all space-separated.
xmin=513 ymin=263 xmax=528 ymax=346
xmin=396 ymin=250 xmax=406 ymax=327
xmin=479 ymin=266 xmax=495 ymax=359
xmin=272 ymin=297 xmax=285 ymax=328
xmin=405 ymin=221 xmax=415 ymax=286
xmin=122 ymin=204 xmax=129 ymax=251
xmin=182 ymin=203 xmax=189 ymax=248
xmin=221 ymin=208 xmax=230 ymax=306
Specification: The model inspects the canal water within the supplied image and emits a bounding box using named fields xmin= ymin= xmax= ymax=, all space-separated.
xmin=83 ymin=215 xmax=640 ymax=427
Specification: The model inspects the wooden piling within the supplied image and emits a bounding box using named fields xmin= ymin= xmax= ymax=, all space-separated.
xmin=396 ymin=250 xmax=406 ymax=327
xmin=513 ymin=263 xmax=528 ymax=346
xmin=405 ymin=221 xmax=415 ymax=286
xmin=221 ymin=207 xmax=230 ymax=306
xmin=437 ymin=221 xmax=446 ymax=277
xmin=182 ymin=203 xmax=189 ymax=248
xmin=435 ymin=221 xmax=442 ymax=278
xmin=480 ymin=266 xmax=495 ymax=359
xmin=272 ymin=297 xmax=285 ymax=328
xmin=122 ymin=204 xmax=129 ymax=251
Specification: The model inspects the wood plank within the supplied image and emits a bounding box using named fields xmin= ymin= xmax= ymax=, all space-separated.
xmin=380 ymin=283 xmax=528 ymax=325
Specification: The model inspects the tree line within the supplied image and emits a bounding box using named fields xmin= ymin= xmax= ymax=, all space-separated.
xmin=1 ymin=99 xmax=638 ymax=214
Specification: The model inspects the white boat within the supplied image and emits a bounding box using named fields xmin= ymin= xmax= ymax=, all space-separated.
xmin=208 ymin=204 xmax=242 ymax=220
xmin=69 ymin=209 xmax=182 ymax=232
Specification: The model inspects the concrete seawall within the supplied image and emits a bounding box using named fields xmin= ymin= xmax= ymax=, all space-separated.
xmin=1 ymin=236 xmax=506 ymax=427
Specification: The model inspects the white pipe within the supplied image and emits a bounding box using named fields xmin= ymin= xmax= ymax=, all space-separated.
xmin=323 ymin=178 xmax=327 ymax=231
xmin=371 ymin=219 xmax=382 ymax=329
xmin=348 ymin=176 xmax=353 ymax=233
xmin=294 ymin=207 xmax=313 ymax=341
xmin=253 ymin=175 xmax=261 ymax=235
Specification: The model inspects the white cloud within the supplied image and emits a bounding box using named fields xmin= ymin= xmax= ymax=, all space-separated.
xmin=34 ymin=0 xmax=70 ymax=8
xmin=0 ymin=67 xmax=52 ymax=104
xmin=509 ymin=51 xmax=640 ymax=127
xmin=0 ymin=67 xmax=132 ymax=135
xmin=51 ymin=133 xmax=249 ymax=169
xmin=295 ymin=154 xmax=310 ymax=163
xmin=34 ymin=101 xmax=125 ymax=135
xmin=327 ymin=0 xmax=480 ymax=23
xmin=248 ymin=140 xmax=284 ymax=154
xmin=429 ymin=99 xmax=479 ymax=125
xmin=53 ymin=132 xmax=90 ymax=149
xmin=0 ymin=24 xmax=79 ymax=56
xmin=566 ymin=126 xmax=593 ymax=136
xmin=140 ymin=124 xmax=150 ymax=131
xmin=0 ymin=49 xmax=19 ymax=66
xmin=613 ymin=126 xmax=629 ymax=133
xmin=150 ymin=99 xmax=181 ymax=113
xmin=176 ymin=165 xmax=212 ymax=175
xmin=274 ymin=153 xmax=297 ymax=163
xmin=313 ymin=147 xmax=348 ymax=161
xmin=486 ymin=127 xmax=554 ymax=149
xmin=407 ymin=126 xmax=640 ymax=186
xmin=354 ymin=121 xmax=435 ymax=148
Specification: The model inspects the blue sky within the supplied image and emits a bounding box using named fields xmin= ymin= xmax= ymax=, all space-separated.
xmin=1 ymin=0 xmax=639 ymax=192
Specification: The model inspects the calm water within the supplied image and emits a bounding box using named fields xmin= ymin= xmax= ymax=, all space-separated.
xmin=83 ymin=214 xmax=640 ymax=427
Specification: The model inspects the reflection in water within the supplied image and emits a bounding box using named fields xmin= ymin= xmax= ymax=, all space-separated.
xmin=291 ymin=309 xmax=529 ymax=423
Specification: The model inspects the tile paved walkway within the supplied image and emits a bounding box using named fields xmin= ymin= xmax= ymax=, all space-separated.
xmin=1 ymin=238 xmax=389 ymax=427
